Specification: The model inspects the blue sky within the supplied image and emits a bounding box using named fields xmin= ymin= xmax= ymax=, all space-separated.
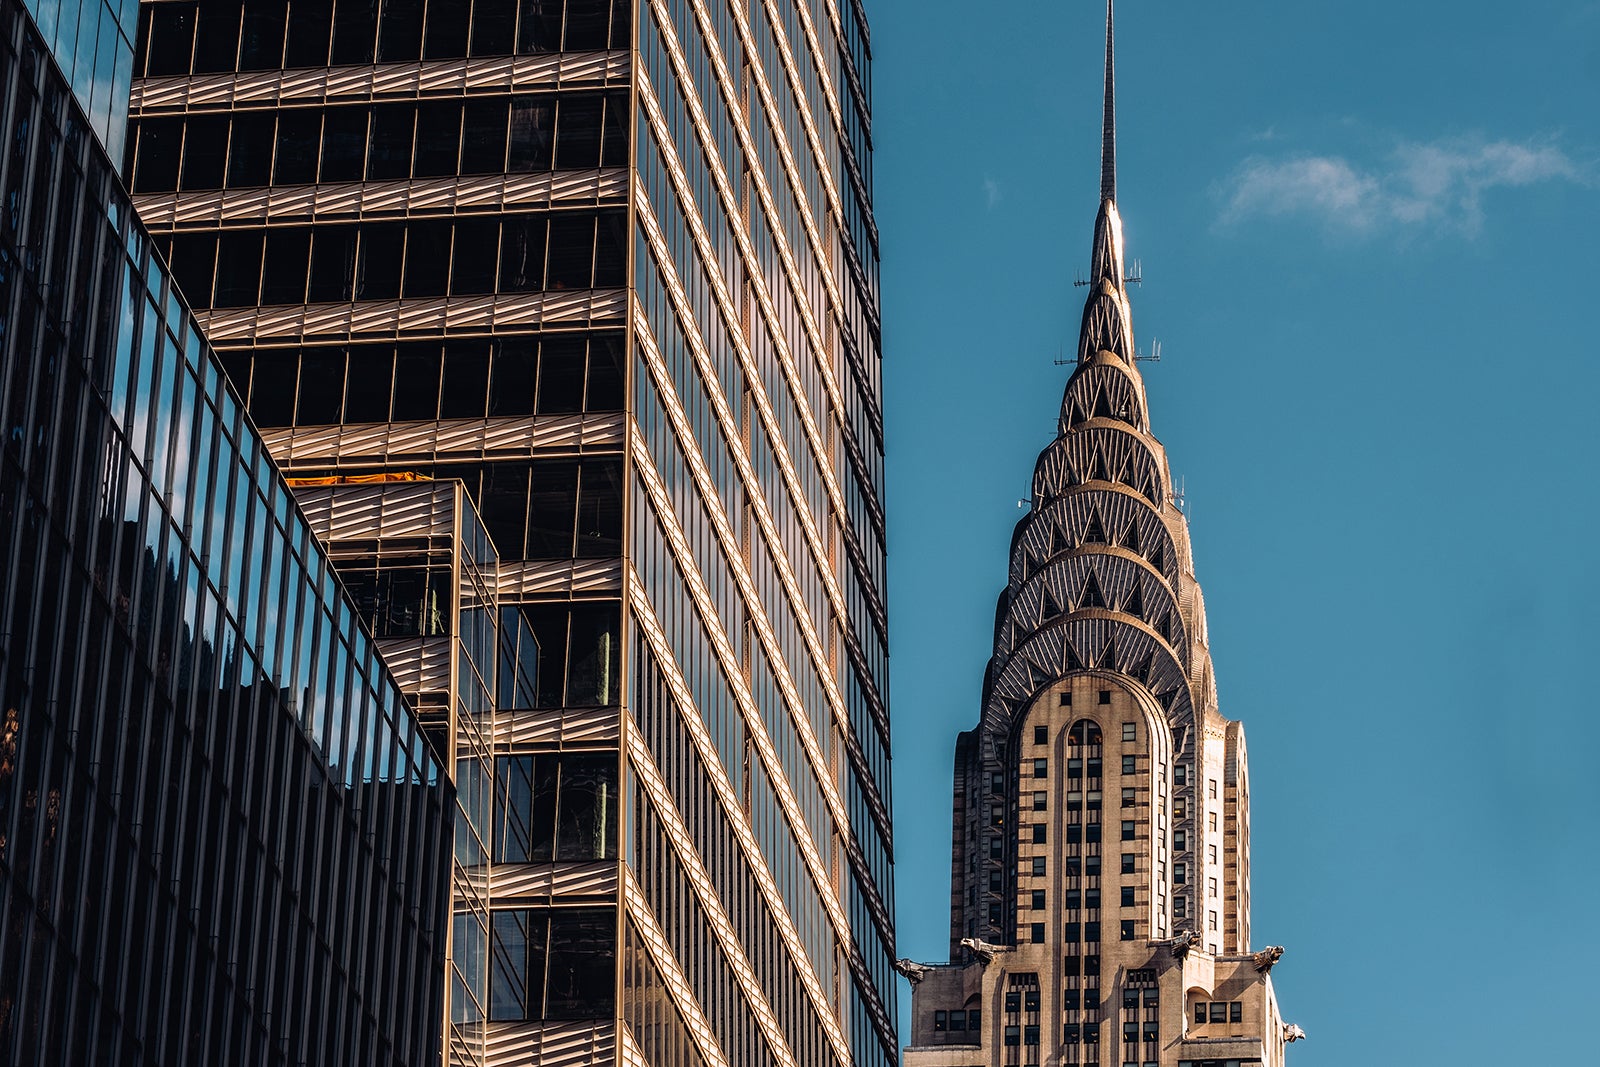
xmin=874 ymin=1 xmax=1600 ymax=1061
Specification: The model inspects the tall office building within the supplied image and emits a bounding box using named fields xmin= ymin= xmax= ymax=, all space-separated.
xmin=901 ymin=6 xmax=1302 ymax=1066
xmin=0 ymin=0 xmax=455 ymax=1063
xmin=126 ymin=2 xmax=895 ymax=1066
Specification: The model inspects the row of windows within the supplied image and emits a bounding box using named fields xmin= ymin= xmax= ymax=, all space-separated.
xmin=216 ymin=333 xmax=624 ymax=428
xmin=137 ymin=0 xmax=631 ymax=77
xmin=126 ymin=91 xmax=628 ymax=193
xmin=1194 ymin=1001 xmax=1244 ymax=1025
xmin=154 ymin=210 xmax=626 ymax=309
xmin=930 ymin=1008 xmax=980 ymax=1032
xmin=488 ymin=906 xmax=615 ymax=1023
xmin=492 ymin=751 xmax=616 ymax=863
xmin=342 ymin=458 xmax=623 ymax=564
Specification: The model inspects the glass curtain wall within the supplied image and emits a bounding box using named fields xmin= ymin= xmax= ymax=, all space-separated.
xmin=0 ymin=1 xmax=453 ymax=1062
xmin=127 ymin=2 xmax=894 ymax=1065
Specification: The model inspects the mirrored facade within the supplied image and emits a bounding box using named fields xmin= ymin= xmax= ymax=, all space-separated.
xmin=129 ymin=0 xmax=895 ymax=1065
xmin=0 ymin=0 xmax=453 ymax=1063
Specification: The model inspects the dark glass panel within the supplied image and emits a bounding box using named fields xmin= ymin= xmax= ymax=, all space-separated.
xmin=401 ymin=221 xmax=451 ymax=298
xmin=424 ymin=0 xmax=471 ymax=58
xmin=194 ymin=2 xmax=244 ymax=73
xmin=146 ymin=4 xmax=199 ymax=76
xmin=584 ymin=334 xmax=623 ymax=409
xmin=520 ymin=603 xmax=568 ymax=706
xmin=498 ymin=217 xmax=547 ymax=292
xmin=377 ymin=0 xmax=423 ymax=61
xmin=507 ymin=98 xmax=554 ymax=171
xmin=608 ymin=0 xmax=629 ymax=49
xmin=413 ymin=102 xmax=462 ymax=177
xmin=471 ymin=0 xmax=517 ymax=56
xmin=343 ymin=345 xmax=394 ymax=422
xmin=392 ymin=344 xmax=442 ymax=420
xmin=296 ymin=349 xmax=346 ymax=425
xmin=450 ymin=218 xmax=499 ymax=295
xmin=440 ymin=343 xmax=490 ymax=419
xmin=555 ymin=95 xmax=602 ymax=168
xmin=592 ymin=210 xmax=625 ymax=287
xmin=167 ymin=234 xmax=218 ymax=309
xmin=516 ymin=0 xmax=563 ymax=53
xmin=213 ymin=232 xmax=264 ymax=307
xmin=600 ymin=90 xmax=628 ymax=166
xmin=284 ymin=0 xmax=334 ymax=66
xmin=574 ymin=458 xmax=621 ymax=557
xmin=489 ymin=910 xmax=545 ymax=1021
xmin=367 ymin=105 xmax=415 ymax=181
xmin=545 ymin=214 xmax=594 ymax=289
xmin=227 ymin=113 xmax=276 ymax=187
xmin=554 ymin=754 xmax=615 ymax=860
xmin=536 ymin=338 xmax=584 ymax=412
xmin=320 ymin=107 xmax=368 ymax=183
xmin=331 ymin=0 xmax=379 ymax=64
xmin=250 ymin=357 xmax=297 ymax=425
xmin=238 ymin=0 xmax=288 ymax=71
xmin=544 ymin=910 xmax=614 ymax=1019
xmin=273 ymin=109 xmax=321 ymax=185
xmin=261 ymin=228 xmax=312 ymax=305
xmin=566 ymin=601 xmax=619 ymax=705
xmin=180 ymin=116 xmax=229 ymax=190
xmin=308 ymin=224 xmax=357 ymax=302
xmin=133 ymin=118 xmax=182 ymax=193
xmin=563 ymin=0 xmax=610 ymax=51
xmin=460 ymin=99 xmax=509 ymax=175
xmin=525 ymin=458 xmax=577 ymax=559
xmin=356 ymin=223 xmax=403 ymax=300
xmin=478 ymin=463 xmax=529 ymax=558
xmin=489 ymin=339 xmax=536 ymax=416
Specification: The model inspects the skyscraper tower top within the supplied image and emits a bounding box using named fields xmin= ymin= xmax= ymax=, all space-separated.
xmin=900 ymin=6 xmax=1304 ymax=1063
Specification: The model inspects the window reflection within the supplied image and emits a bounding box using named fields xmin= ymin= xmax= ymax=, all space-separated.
xmin=489 ymin=906 xmax=615 ymax=1022
xmin=493 ymin=751 xmax=616 ymax=863
xmin=126 ymin=92 xmax=629 ymax=193
xmin=338 ymin=559 xmax=453 ymax=637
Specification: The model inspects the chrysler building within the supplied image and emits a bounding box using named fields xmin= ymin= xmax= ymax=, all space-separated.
xmin=900 ymin=4 xmax=1303 ymax=1065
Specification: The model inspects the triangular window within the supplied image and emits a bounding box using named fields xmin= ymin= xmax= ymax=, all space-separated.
xmin=1123 ymin=584 xmax=1144 ymax=619
xmin=1081 ymin=571 xmax=1106 ymax=609
xmin=1084 ymin=513 xmax=1107 ymax=544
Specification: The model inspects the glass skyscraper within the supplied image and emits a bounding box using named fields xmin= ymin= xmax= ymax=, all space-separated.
xmin=125 ymin=1 xmax=895 ymax=1065
xmin=0 ymin=0 xmax=454 ymax=1062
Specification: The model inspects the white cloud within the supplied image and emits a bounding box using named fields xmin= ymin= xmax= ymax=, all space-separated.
xmin=983 ymin=176 xmax=1003 ymax=210
xmin=1217 ymin=136 xmax=1584 ymax=236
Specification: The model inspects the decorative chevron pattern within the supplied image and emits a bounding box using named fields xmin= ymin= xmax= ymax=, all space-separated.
xmin=969 ymin=188 xmax=1220 ymax=944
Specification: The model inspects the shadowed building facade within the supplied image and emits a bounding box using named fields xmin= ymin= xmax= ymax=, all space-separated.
xmin=0 ymin=0 xmax=454 ymax=1062
xmin=125 ymin=2 xmax=895 ymax=1066
xmin=901 ymin=6 xmax=1303 ymax=1067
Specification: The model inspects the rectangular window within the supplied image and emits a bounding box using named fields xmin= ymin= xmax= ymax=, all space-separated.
xmin=1121 ymin=821 xmax=1135 ymax=841
xmin=1122 ymin=787 xmax=1135 ymax=807
xmin=1121 ymin=853 xmax=1136 ymax=874
xmin=1033 ymin=758 xmax=1048 ymax=778
xmin=1023 ymin=1024 xmax=1039 ymax=1046
xmin=1030 ymin=923 xmax=1045 ymax=944
xmin=1208 ymin=1002 xmax=1226 ymax=1024
xmin=1173 ymin=830 xmax=1187 ymax=850
xmin=1208 ymin=910 xmax=1218 ymax=930
xmin=1034 ymin=724 xmax=1048 ymax=744
xmin=1003 ymin=1025 xmax=1020 ymax=1047
xmin=1121 ymin=886 xmax=1135 ymax=907
xmin=1174 ymin=863 xmax=1186 ymax=884
xmin=1174 ymin=896 xmax=1186 ymax=918
xmin=933 ymin=1011 xmax=947 ymax=1032
xmin=1122 ymin=755 xmax=1136 ymax=774
xmin=1230 ymin=1001 xmax=1242 ymax=1023
xmin=950 ymin=1010 xmax=966 ymax=1031
xmin=1194 ymin=1004 xmax=1206 ymax=1026
xmin=1209 ymin=779 xmax=1218 ymax=798
xmin=1031 ymin=890 xmax=1046 ymax=911
xmin=489 ymin=906 xmax=615 ymax=1022
xmin=1005 ymin=992 xmax=1021 ymax=1013
xmin=1032 ymin=857 xmax=1046 ymax=877
xmin=1122 ymin=722 xmax=1136 ymax=741
xmin=1032 ymin=824 xmax=1047 ymax=844
xmin=1174 ymin=764 xmax=1188 ymax=785
xmin=1208 ymin=877 xmax=1218 ymax=898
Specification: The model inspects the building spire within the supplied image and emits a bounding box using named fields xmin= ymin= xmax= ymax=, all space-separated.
xmin=1101 ymin=0 xmax=1117 ymax=204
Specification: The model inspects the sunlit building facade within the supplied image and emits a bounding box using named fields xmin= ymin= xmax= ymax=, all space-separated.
xmin=0 ymin=0 xmax=453 ymax=1062
xmin=901 ymin=6 xmax=1303 ymax=1067
xmin=126 ymin=1 xmax=895 ymax=1066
